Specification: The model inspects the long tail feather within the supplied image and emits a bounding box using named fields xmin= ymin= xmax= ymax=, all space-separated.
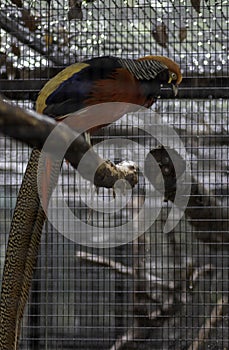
xmin=0 ymin=148 xmax=59 ymax=350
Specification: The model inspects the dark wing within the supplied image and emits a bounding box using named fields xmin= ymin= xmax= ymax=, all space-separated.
xmin=36 ymin=56 xmax=123 ymax=118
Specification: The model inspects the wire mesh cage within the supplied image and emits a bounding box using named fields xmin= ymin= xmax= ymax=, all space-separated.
xmin=0 ymin=1 xmax=229 ymax=349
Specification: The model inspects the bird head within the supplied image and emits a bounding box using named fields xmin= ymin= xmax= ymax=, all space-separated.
xmin=138 ymin=55 xmax=182 ymax=97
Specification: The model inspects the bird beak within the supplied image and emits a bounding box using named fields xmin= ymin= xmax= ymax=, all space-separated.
xmin=159 ymin=83 xmax=179 ymax=98
xmin=168 ymin=76 xmax=173 ymax=84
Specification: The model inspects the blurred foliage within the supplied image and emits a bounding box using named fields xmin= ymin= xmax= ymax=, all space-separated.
xmin=0 ymin=0 xmax=228 ymax=76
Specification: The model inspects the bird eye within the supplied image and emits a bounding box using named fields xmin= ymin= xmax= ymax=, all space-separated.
xmin=171 ymin=72 xmax=177 ymax=80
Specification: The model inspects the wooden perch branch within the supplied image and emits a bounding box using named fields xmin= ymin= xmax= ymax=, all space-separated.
xmin=0 ymin=97 xmax=138 ymax=350
xmin=109 ymin=324 xmax=139 ymax=350
xmin=189 ymin=264 xmax=214 ymax=288
xmin=0 ymin=94 xmax=227 ymax=243
xmin=0 ymin=97 xmax=138 ymax=188
xmin=76 ymin=251 xmax=176 ymax=293
xmin=188 ymin=296 xmax=227 ymax=350
xmin=76 ymin=251 xmax=134 ymax=276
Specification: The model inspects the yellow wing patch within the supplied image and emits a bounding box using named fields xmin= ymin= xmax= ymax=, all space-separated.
xmin=36 ymin=62 xmax=89 ymax=114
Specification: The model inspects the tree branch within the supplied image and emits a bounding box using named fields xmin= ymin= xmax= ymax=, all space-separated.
xmin=188 ymin=296 xmax=227 ymax=350
xmin=0 ymin=97 xmax=138 ymax=188
xmin=76 ymin=251 xmax=134 ymax=275
xmin=0 ymin=97 xmax=138 ymax=349
xmin=0 ymin=95 xmax=227 ymax=243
